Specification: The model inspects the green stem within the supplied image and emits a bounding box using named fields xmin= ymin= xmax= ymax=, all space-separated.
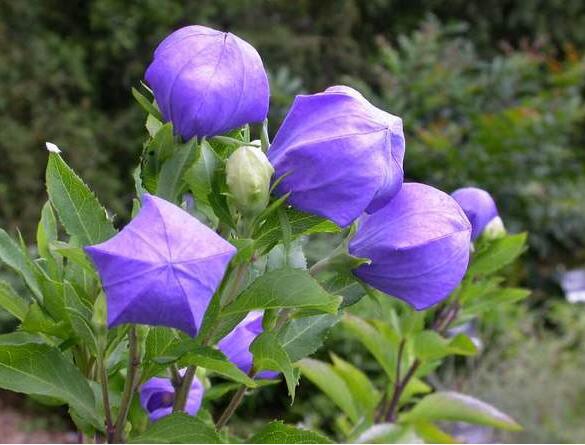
xmin=216 ymin=369 xmax=257 ymax=429
xmin=98 ymin=350 xmax=114 ymax=442
xmin=113 ymin=326 xmax=140 ymax=443
xmin=173 ymin=365 xmax=196 ymax=412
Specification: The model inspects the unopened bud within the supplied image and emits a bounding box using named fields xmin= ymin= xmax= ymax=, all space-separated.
xmin=482 ymin=216 xmax=507 ymax=240
xmin=226 ymin=143 xmax=274 ymax=217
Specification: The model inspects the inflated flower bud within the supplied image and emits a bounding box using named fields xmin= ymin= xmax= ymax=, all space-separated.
xmin=349 ymin=183 xmax=472 ymax=310
xmin=140 ymin=374 xmax=203 ymax=422
xmin=85 ymin=193 xmax=236 ymax=337
xmin=451 ymin=187 xmax=505 ymax=240
xmin=268 ymin=85 xmax=405 ymax=227
xmin=226 ymin=143 xmax=274 ymax=217
xmin=145 ymin=25 xmax=269 ymax=140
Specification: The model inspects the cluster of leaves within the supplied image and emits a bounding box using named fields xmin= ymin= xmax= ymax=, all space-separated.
xmin=347 ymin=17 xmax=585 ymax=263
xmin=296 ymin=231 xmax=529 ymax=443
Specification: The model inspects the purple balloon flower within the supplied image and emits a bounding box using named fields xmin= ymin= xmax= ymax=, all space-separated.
xmin=268 ymin=85 xmax=405 ymax=228
xmin=85 ymin=193 xmax=236 ymax=336
xmin=349 ymin=183 xmax=472 ymax=310
xmin=218 ymin=311 xmax=278 ymax=379
xmin=145 ymin=25 xmax=269 ymax=140
xmin=451 ymin=187 xmax=500 ymax=240
xmin=140 ymin=375 xmax=203 ymax=422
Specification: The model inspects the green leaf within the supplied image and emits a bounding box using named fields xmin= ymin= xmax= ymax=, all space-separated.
xmin=129 ymin=412 xmax=222 ymax=443
xmin=342 ymin=314 xmax=397 ymax=381
xmin=46 ymin=153 xmax=116 ymax=246
xmin=179 ymin=346 xmax=257 ymax=387
xmin=413 ymin=421 xmax=457 ymax=444
xmin=184 ymin=140 xmax=219 ymax=210
xmin=331 ymin=353 xmax=380 ymax=417
xmin=402 ymin=391 xmax=522 ymax=431
xmin=37 ymin=201 xmax=61 ymax=277
xmin=21 ymin=302 xmax=70 ymax=338
xmin=0 ymin=333 xmax=101 ymax=429
xmin=464 ymin=287 xmax=531 ymax=315
xmin=278 ymin=314 xmax=341 ymax=363
xmin=0 ymin=229 xmax=42 ymax=300
xmin=251 ymin=332 xmax=298 ymax=400
xmin=298 ymin=358 xmax=359 ymax=423
xmin=254 ymin=208 xmax=340 ymax=254
xmin=413 ymin=331 xmax=477 ymax=361
xmin=0 ymin=280 xmax=29 ymax=320
xmin=247 ymin=421 xmax=333 ymax=444
xmin=132 ymin=86 xmax=163 ymax=121
xmin=469 ymin=233 xmax=527 ymax=276
xmin=355 ymin=423 xmax=421 ymax=444
xmin=50 ymin=241 xmax=96 ymax=274
xmin=156 ymin=140 xmax=197 ymax=202
xmin=222 ymin=268 xmax=341 ymax=316
xmin=142 ymin=327 xmax=180 ymax=381
xmin=63 ymin=282 xmax=97 ymax=354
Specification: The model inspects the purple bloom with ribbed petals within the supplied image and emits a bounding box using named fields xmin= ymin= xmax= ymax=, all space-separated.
xmin=84 ymin=193 xmax=236 ymax=336
xmin=349 ymin=183 xmax=472 ymax=310
xmin=268 ymin=85 xmax=405 ymax=228
xmin=451 ymin=187 xmax=500 ymax=240
xmin=145 ymin=25 xmax=269 ymax=140
xmin=218 ymin=311 xmax=278 ymax=379
xmin=140 ymin=375 xmax=203 ymax=422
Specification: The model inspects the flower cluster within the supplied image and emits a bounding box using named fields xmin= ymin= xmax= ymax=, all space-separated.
xmin=83 ymin=24 xmax=506 ymax=423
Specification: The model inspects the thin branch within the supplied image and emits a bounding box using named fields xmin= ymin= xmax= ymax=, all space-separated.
xmin=216 ymin=369 xmax=257 ymax=429
xmin=113 ymin=326 xmax=140 ymax=443
xmin=173 ymin=365 xmax=196 ymax=412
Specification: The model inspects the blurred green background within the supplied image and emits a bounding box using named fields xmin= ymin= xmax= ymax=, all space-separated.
xmin=1 ymin=0 xmax=585 ymax=442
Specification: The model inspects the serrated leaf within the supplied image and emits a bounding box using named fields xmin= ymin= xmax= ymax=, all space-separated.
xmin=179 ymin=346 xmax=257 ymax=387
xmin=0 ymin=333 xmax=101 ymax=429
xmin=156 ymin=140 xmax=197 ymax=202
xmin=129 ymin=412 xmax=222 ymax=443
xmin=50 ymin=241 xmax=96 ymax=274
xmin=469 ymin=233 xmax=527 ymax=276
xmin=46 ymin=153 xmax=116 ymax=246
xmin=184 ymin=140 xmax=219 ymax=210
xmin=331 ymin=353 xmax=380 ymax=417
xmin=0 ymin=280 xmax=29 ymax=320
xmin=222 ymin=268 xmax=341 ymax=316
xmin=37 ymin=201 xmax=61 ymax=278
xmin=278 ymin=314 xmax=341 ymax=363
xmin=402 ymin=391 xmax=522 ymax=431
xmin=251 ymin=332 xmax=298 ymax=400
xmin=254 ymin=208 xmax=340 ymax=254
xmin=298 ymin=358 xmax=359 ymax=423
xmin=464 ymin=287 xmax=530 ymax=315
xmin=21 ymin=302 xmax=70 ymax=338
xmin=63 ymin=282 xmax=97 ymax=354
xmin=342 ymin=314 xmax=397 ymax=381
xmin=248 ymin=421 xmax=333 ymax=444
xmin=0 ymin=229 xmax=42 ymax=301
xmin=141 ymin=327 xmax=180 ymax=382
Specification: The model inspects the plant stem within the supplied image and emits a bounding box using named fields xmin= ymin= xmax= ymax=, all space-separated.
xmin=98 ymin=350 xmax=114 ymax=442
xmin=172 ymin=365 xmax=196 ymax=412
xmin=113 ymin=326 xmax=140 ymax=443
xmin=216 ymin=369 xmax=257 ymax=429
xmin=384 ymin=301 xmax=461 ymax=423
xmin=170 ymin=364 xmax=182 ymax=390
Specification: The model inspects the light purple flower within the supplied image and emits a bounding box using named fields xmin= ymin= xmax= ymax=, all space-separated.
xmin=268 ymin=85 xmax=405 ymax=228
xmin=349 ymin=183 xmax=472 ymax=310
xmin=140 ymin=375 xmax=203 ymax=422
xmin=145 ymin=25 xmax=269 ymax=140
xmin=451 ymin=187 xmax=500 ymax=240
xmin=218 ymin=311 xmax=278 ymax=379
xmin=85 ymin=193 xmax=236 ymax=336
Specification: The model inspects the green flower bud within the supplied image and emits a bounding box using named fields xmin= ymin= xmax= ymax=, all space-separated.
xmin=226 ymin=142 xmax=274 ymax=217
xmin=482 ymin=216 xmax=507 ymax=240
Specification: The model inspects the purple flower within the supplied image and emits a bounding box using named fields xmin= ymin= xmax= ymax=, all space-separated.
xmin=349 ymin=183 xmax=472 ymax=310
xmin=218 ymin=311 xmax=278 ymax=379
xmin=85 ymin=193 xmax=236 ymax=336
xmin=451 ymin=187 xmax=500 ymax=240
xmin=268 ymin=85 xmax=405 ymax=227
xmin=140 ymin=375 xmax=203 ymax=422
xmin=145 ymin=25 xmax=269 ymax=140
